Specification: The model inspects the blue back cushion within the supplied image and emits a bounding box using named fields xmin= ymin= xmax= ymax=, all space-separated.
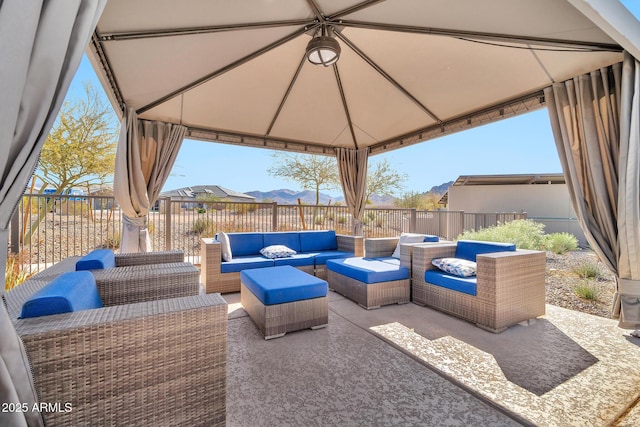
xmin=455 ymin=240 xmax=516 ymax=262
xmin=299 ymin=230 xmax=337 ymax=252
xmin=227 ymin=233 xmax=264 ymax=256
xmin=76 ymin=249 xmax=115 ymax=270
xmin=263 ymin=232 xmax=301 ymax=252
xmin=423 ymin=235 xmax=439 ymax=242
xmin=21 ymin=271 xmax=103 ymax=318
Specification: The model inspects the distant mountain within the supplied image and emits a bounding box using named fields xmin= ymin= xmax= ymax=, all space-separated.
xmin=248 ymin=182 xmax=453 ymax=206
xmin=246 ymin=189 xmax=342 ymax=205
xmin=427 ymin=181 xmax=454 ymax=195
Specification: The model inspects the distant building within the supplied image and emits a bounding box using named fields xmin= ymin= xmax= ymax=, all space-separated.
xmin=159 ymin=185 xmax=255 ymax=209
xmin=445 ymin=173 xmax=587 ymax=245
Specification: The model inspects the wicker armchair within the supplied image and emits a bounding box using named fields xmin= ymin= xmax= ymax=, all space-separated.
xmin=3 ymin=259 xmax=227 ymax=426
xmin=412 ymin=242 xmax=546 ymax=332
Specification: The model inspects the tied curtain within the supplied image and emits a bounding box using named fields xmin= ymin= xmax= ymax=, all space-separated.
xmin=0 ymin=1 xmax=106 ymax=425
xmin=336 ymin=148 xmax=369 ymax=236
xmin=545 ymin=51 xmax=640 ymax=329
xmin=114 ymin=108 xmax=187 ymax=252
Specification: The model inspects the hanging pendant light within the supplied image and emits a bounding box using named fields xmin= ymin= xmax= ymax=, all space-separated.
xmin=306 ymin=26 xmax=341 ymax=67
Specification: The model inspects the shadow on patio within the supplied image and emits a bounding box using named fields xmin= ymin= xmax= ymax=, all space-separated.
xmin=224 ymin=292 xmax=640 ymax=427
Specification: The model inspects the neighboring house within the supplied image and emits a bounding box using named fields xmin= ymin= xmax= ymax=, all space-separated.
xmin=445 ymin=173 xmax=587 ymax=245
xmin=159 ymin=185 xmax=255 ymax=209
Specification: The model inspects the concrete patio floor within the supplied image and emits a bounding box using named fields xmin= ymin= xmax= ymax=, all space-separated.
xmin=223 ymin=291 xmax=640 ymax=427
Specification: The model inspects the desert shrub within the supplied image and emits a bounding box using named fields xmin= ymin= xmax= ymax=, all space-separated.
xmin=574 ymin=282 xmax=602 ymax=301
xmin=337 ymin=215 xmax=348 ymax=224
xmin=147 ymin=220 xmax=155 ymax=234
xmin=365 ymin=211 xmax=376 ymax=222
xmin=5 ymin=252 xmax=32 ymax=291
xmin=456 ymin=219 xmax=546 ymax=250
xmin=234 ymin=203 xmax=257 ymax=215
xmin=196 ymin=207 xmax=206 ymax=214
xmin=314 ymin=215 xmax=325 ymax=226
xmin=544 ymin=232 xmax=578 ymax=254
xmin=572 ymin=261 xmax=603 ymax=279
xmin=191 ymin=218 xmax=211 ymax=235
xmin=102 ymin=232 xmax=121 ymax=249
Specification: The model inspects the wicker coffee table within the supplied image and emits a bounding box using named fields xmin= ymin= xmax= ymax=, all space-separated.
xmin=240 ymin=266 xmax=329 ymax=339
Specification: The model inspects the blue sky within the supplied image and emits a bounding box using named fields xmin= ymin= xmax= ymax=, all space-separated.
xmin=64 ymin=1 xmax=640 ymax=196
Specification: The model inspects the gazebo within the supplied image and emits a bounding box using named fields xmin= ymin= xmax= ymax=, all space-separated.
xmin=2 ymin=1 xmax=640 ymax=425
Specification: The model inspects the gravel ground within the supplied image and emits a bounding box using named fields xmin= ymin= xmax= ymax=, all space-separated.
xmin=545 ymin=249 xmax=616 ymax=319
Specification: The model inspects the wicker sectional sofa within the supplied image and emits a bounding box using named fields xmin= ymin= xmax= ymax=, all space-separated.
xmin=412 ymin=240 xmax=546 ymax=332
xmin=200 ymin=230 xmax=364 ymax=293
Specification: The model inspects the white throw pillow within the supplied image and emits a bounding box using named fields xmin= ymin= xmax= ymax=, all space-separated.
xmin=432 ymin=258 xmax=477 ymax=277
xmin=392 ymin=233 xmax=428 ymax=259
xmin=260 ymin=245 xmax=296 ymax=259
xmin=217 ymin=231 xmax=232 ymax=262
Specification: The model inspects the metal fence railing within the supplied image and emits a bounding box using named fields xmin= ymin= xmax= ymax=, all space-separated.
xmin=9 ymin=195 xmax=527 ymax=273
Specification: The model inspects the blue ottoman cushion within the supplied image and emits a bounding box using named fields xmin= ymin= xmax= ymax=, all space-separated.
xmin=425 ymin=270 xmax=477 ymax=296
xmin=241 ymin=266 xmax=328 ymax=305
xmin=75 ymin=249 xmax=115 ymax=270
xmin=21 ymin=271 xmax=103 ymax=318
xmin=326 ymin=257 xmax=409 ymax=284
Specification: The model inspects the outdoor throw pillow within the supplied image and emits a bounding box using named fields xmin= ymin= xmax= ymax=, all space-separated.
xmin=260 ymin=245 xmax=296 ymax=259
xmin=392 ymin=233 xmax=429 ymax=259
xmin=217 ymin=231 xmax=233 ymax=262
xmin=432 ymin=258 xmax=477 ymax=277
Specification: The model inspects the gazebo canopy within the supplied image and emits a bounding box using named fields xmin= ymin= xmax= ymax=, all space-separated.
xmin=87 ymin=0 xmax=640 ymax=156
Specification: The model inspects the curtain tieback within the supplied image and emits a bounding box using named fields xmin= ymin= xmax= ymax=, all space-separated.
xmin=123 ymin=214 xmax=147 ymax=229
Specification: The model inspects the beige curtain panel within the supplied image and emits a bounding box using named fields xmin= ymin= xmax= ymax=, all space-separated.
xmin=545 ymin=52 xmax=640 ymax=329
xmin=114 ymin=108 xmax=187 ymax=252
xmin=336 ymin=148 xmax=369 ymax=236
xmin=0 ymin=1 xmax=106 ymax=425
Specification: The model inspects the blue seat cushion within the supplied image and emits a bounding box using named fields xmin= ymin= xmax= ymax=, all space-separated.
xmin=455 ymin=240 xmax=516 ymax=262
xmin=326 ymin=257 xmax=409 ymax=284
xmin=227 ymin=233 xmax=265 ymax=256
xmin=263 ymin=232 xmax=301 ymax=252
xmin=21 ymin=271 xmax=103 ymax=318
xmin=241 ymin=266 xmax=328 ymax=305
xmin=424 ymin=270 xmax=477 ymax=296
xmin=299 ymin=230 xmax=338 ymax=252
xmin=75 ymin=249 xmax=115 ymax=270
xmin=313 ymin=250 xmax=355 ymax=265
xmin=273 ymin=253 xmax=316 ymax=267
xmin=221 ymin=256 xmax=274 ymax=273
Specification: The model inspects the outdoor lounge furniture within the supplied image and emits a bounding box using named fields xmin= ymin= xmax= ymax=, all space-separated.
xmin=3 ymin=257 xmax=227 ymax=426
xmin=326 ymin=234 xmax=439 ymax=309
xmin=412 ymin=240 xmax=546 ymax=332
xmin=240 ymin=265 xmax=329 ymax=339
xmin=201 ymin=230 xmax=363 ymax=294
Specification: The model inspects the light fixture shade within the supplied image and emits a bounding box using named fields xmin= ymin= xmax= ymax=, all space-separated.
xmin=306 ymin=36 xmax=341 ymax=66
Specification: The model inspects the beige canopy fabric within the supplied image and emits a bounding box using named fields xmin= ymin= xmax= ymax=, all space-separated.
xmin=87 ymin=0 xmax=635 ymax=157
xmin=545 ymin=52 xmax=640 ymax=329
xmin=336 ymin=148 xmax=369 ymax=236
xmin=114 ymin=108 xmax=187 ymax=252
xmin=0 ymin=1 xmax=106 ymax=425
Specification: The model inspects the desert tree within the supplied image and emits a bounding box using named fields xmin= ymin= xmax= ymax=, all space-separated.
xmin=267 ymin=153 xmax=340 ymax=206
xmin=365 ymin=158 xmax=407 ymax=204
xmin=35 ymin=82 xmax=118 ymax=193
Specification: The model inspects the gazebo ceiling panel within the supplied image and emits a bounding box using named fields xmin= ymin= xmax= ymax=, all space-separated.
xmin=179 ymin=37 xmax=309 ymax=136
xmin=101 ymin=26 xmax=300 ymax=109
xmin=88 ymin=0 xmax=636 ymax=155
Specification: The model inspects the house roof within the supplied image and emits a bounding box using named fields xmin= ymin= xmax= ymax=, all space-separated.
xmin=439 ymin=173 xmax=566 ymax=205
xmin=160 ymin=185 xmax=255 ymax=200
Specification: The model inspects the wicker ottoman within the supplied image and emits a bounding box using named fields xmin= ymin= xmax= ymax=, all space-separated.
xmin=240 ymin=266 xmax=329 ymax=339
xmin=326 ymin=257 xmax=410 ymax=309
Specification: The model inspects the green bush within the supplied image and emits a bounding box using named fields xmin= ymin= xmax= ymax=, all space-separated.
xmin=192 ymin=218 xmax=212 ymax=235
xmin=544 ymin=232 xmax=578 ymax=254
xmin=456 ymin=219 xmax=546 ymax=250
xmin=572 ymin=261 xmax=603 ymax=279
xmin=574 ymin=282 xmax=602 ymax=301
